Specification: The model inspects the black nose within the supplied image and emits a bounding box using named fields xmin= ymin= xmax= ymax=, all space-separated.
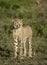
xmin=16 ymin=25 xmax=18 ymax=28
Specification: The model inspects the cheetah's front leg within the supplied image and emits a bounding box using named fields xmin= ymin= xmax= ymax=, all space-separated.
xmin=14 ymin=37 xmax=18 ymax=59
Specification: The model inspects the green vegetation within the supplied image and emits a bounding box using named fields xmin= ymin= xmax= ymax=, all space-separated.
xmin=0 ymin=0 xmax=47 ymax=65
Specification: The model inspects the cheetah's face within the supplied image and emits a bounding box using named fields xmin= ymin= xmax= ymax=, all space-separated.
xmin=13 ymin=19 xmax=23 ymax=29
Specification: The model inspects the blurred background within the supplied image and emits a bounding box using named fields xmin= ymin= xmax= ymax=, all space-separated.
xmin=0 ymin=0 xmax=47 ymax=65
